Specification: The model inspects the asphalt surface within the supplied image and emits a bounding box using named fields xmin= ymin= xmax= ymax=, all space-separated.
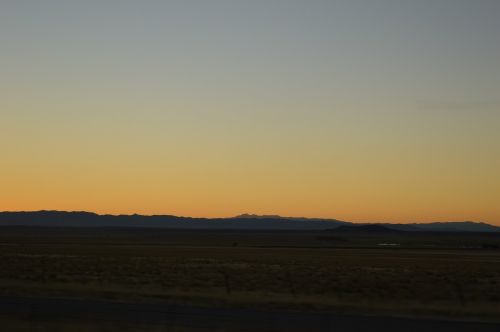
xmin=0 ymin=296 xmax=498 ymax=332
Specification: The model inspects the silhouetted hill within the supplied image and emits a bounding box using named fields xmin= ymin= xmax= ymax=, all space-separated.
xmin=0 ymin=211 xmax=498 ymax=232
xmin=332 ymin=224 xmax=402 ymax=233
xmin=0 ymin=211 xmax=343 ymax=230
xmin=236 ymin=214 xmax=500 ymax=233
xmin=407 ymin=221 xmax=500 ymax=233
xmin=235 ymin=213 xmax=347 ymax=223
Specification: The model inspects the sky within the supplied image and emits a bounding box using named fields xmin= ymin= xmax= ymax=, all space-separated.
xmin=1 ymin=0 xmax=499 ymax=224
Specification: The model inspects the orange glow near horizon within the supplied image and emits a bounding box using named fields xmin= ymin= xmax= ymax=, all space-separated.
xmin=1 ymin=2 xmax=499 ymax=225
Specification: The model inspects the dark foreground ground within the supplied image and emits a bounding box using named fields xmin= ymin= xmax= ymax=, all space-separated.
xmin=0 ymin=296 xmax=499 ymax=332
xmin=0 ymin=227 xmax=499 ymax=330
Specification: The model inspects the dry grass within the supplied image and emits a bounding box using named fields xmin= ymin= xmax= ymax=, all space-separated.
xmin=0 ymin=242 xmax=499 ymax=320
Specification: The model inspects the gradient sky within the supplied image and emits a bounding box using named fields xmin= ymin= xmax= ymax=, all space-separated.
xmin=1 ymin=0 xmax=499 ymax=224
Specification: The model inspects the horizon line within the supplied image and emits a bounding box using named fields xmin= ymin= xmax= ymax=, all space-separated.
xmin=0 ymin=210 xmax=488 ymax=226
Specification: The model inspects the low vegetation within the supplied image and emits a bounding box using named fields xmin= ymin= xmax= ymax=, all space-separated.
xmin=0 ymin=228 xmax=499 ymax=321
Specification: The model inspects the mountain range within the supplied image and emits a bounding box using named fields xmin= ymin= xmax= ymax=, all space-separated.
xmin=0 ymin=211 xmax=498 ymax=233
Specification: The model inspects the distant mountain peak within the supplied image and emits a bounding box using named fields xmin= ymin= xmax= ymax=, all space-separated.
xmin=235 ymin=214 xmax=288 ymax=219
xmin=234 ymin=214 xmax=344 ymax=223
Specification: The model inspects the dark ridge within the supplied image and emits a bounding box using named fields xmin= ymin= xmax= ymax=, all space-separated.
xmin=0 ymin=211 xmax=344 ymax=230
xmin=0 ymin=211 xmax=498 ymax=232
xmin=331 ymin=224 xmax=403 ymax=233
xmin=408 ymin=221 xmax=500 ymax=233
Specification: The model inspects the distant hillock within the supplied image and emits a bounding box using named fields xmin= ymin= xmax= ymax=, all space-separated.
xmin=408 ymin=221 xmax=500 ymax=233
xmin=331 ymin=224 xmax=402 ymax=233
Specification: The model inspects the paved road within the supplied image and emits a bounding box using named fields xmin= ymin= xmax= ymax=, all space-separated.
xmin=0 ymin=296 xmax=498 ymax=332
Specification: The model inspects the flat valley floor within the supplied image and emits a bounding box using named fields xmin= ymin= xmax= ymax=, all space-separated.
xmin=0 ymin=227 xmax=499 ymax=331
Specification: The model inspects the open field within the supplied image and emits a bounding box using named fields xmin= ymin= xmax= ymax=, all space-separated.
xmin=0 ymin=227 xmax=499 ymax=330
